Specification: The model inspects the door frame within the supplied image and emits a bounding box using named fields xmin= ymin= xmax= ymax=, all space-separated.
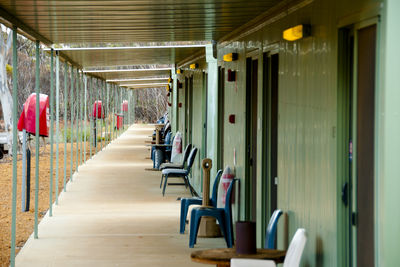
xmin=337 ymin=17 xmax=380 ymax=267
xmin=245 ymin=51 xmax=259 ymax=221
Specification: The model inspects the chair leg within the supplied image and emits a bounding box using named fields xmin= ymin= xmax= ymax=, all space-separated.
xmin=180 ymin=198 xmax=188 ymax=234
xmin=189 ymin=210 xmax=201 ymax=248
xmin=162 ymin=174 xmax=169 ymax=196
xmin=160 ymin=174 xmax=164 ymax=188
xmin=216 ymin=216 xmax=231 ymax=248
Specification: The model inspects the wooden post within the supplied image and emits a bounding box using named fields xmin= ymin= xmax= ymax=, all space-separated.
xmin=198 ymin=158 xmax=221 ymax=237
xmin=202 ymin=158 xmax=212 ymax=207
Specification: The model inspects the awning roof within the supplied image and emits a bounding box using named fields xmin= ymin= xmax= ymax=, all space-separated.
xmin=0 ymin=0 xmax=281 ymax=44
xmin=57 ymin=46 xmax=204 ymax=68
xmin=0 ymin=0 xmax=282 ymax=81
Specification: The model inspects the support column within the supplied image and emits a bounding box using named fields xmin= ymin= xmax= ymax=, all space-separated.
xmin=70 ymin=67 xmax=74 ymax=181
xmin=10 ymin=26 xmax=18 ymax=267
xmin=172 ymin=68 xmax=178 ymax=133
xmin=49 ymin=49 xmax=54 ymax=215
xmin=83 ymin=75 xmax=87 ymax=162
xmin=34 ymin=40 xmax=40 ymax=239
xmin=75 ymin=69 xmax=79 ymax=171
xmin=89 ymin=77 xmax=93 ymax=157
xmin=63 ymin=62 xmax=68 ymax=192
xmin=205 ymin=42 xmax=219 ymax=179
xmin=55 ymin=52 xmax=60 ymax=202
xmin=377 ymin=1 xmax=400 ymax=265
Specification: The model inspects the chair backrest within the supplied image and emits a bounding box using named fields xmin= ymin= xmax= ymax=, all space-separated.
xmin=283 ymin=228 xmax=307 ymax=267
xmin=166 ymin=135 xmax=174 ymax=152
xmin=265 ymin=209 xmax=283 ymax=249
xmin=181 ymin=144 xmax=192 ymax=165
xmin=185 ymin=147 xmax=198 ymax=173
xmin=224 ymin=178 xmax=238 ymax=224
xmin=165 ymin=132 xmax=172 ymax=145
xmin=210 ymin=170 xmax=223 ymax=206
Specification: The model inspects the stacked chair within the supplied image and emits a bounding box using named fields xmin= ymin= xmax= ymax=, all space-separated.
xmin=160 ymin=146 xmax=197 ymax=196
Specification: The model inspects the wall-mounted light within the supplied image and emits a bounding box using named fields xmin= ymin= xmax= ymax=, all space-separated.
xmin=168 ymin=77 xmax=172 ymax=83
xmin=223 ymin=53 xmax=238 ymax=62
xmin=166 ymin=85 xmax=170 ymax=91
xmin=177 ymin=69 xmax=183 ymax=74
xmin=190 ymin=63 xmax=199 ymax=69
xmin=283 ymin=24 xmax=311 ymax=41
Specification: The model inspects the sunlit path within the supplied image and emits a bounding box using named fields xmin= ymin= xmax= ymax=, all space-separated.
xmin=16 ymin=124 xmax=225 ymax=267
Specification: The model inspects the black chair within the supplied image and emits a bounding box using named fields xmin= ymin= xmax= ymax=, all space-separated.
xmin=160 ymin=147 xmax=198 ymax=196
xmin=159 ymin=143 xmax=192 ymax=170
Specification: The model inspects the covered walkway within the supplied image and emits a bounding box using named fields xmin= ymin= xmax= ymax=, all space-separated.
xmin=15 ymin=124 xmax=224 ymax=267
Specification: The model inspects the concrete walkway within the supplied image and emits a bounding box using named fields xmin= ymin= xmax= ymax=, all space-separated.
xmin=16 ymin=124 xmax=225 ymax=267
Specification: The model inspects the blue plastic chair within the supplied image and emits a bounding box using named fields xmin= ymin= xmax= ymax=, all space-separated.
xmin=179 ymin=170 xmax=223 ymax=234
xmin=160 ymin=147 xmax=198 ymax=196
xmin=189 ymin=178 xmax=238 ymax=248
xmin=264 ymin=209 xmax=283 ymax=249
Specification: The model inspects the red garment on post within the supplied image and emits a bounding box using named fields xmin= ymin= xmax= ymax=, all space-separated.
xmin=17 ymin=93 xmax=50 ymax=137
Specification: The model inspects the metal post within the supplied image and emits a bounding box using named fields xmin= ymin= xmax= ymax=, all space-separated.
xmin=79 ymin=71 xmax=83 ymax=165
xmin=101 ymin=81 xmax=105 ymax=149
xmin=75 ymin=69 xmax=79 ymax=171
xmin=49 ymin=49 xmax=54 ymax=216
xmin=21 ymin=129 xmax=27 ymax=211
xmin=10 ymin=26 xmax=18 ymax=267
xmin=55 ymin=52 xmax=60 ymax=203
xmin=128 ymin=89 xmax=130 ymax=126
xmin=89 ymin=77 xmax=92 ymax=157
xmin=106 ymin=82 xmax=109 ymax=145
xmin=70 ymin=67 xmax=74 ymax=182
xmin=93 ymin=78 xmax=99 ymax=154
xmin=111 ymin=84 xmax=114 ymax=141
xmin=34 ymin=40 xmax=40 ymax=239
xmin=63 ymin=62 xmax=68 ymax=192
xmin=84 ymin=75 xmax=87 ymax=162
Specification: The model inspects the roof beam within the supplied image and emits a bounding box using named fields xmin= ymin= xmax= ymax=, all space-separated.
xmin=120 ymin=83 xmax=168 ymax=87
xmin=83 ymin=68 xmax=172 ymax=73
xmin=106 ymin=77 xmax=169 ymax=82
xmin=45 ymin=44 xmax=208 ymax=51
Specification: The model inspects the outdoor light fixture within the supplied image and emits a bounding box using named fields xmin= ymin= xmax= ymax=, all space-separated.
xmin=283 ymin=24 xmax=311 ymax=41
xmin=223 ymin=53 xmax=238 ymax=62
xmin=190 ymin=63 xmax=198 ymax=69
xmin=166 ymin=85 xmax=170 ymax=91
xmin=177 ymin=69 xmax=183 ymax=74
xmin=168 ymin=78 xmax=172 ymax=83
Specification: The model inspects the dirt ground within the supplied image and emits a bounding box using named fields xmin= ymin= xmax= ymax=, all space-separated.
xmin=0 ymin=139 xmax=99 ymax=267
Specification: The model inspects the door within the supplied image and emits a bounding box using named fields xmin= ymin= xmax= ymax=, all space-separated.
xmin=188 ymin=76 xmax=193 ymax=145
xmin=269 ymin=54 xmax=279 ymax=215
xmin=355 ymin=24 xmax=376 ymax=267
xmin=261 ymin=52 xmax=279 ymax=245
xmin=339 ymin=23 xmax=377 ymax=267
xmin=184 ymin=76 xmax=189 ymax=146
xmin=246 ymin=57 xmax=258 ymax=221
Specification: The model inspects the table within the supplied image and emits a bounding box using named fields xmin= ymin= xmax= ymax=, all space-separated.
xmin=191 ymin=248 xmax=286 ymax=267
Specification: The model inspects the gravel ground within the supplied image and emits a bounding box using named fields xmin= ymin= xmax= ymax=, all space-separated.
xmin=0 ymin=140 xmax=93 ymax=267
